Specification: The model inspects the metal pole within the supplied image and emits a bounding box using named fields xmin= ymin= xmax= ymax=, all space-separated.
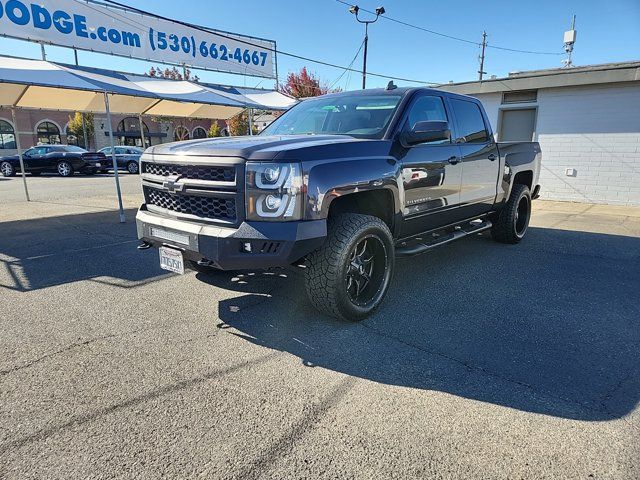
xmin=11 ymin=107 xmax=30 ymax=202
xmin=103 ymin=92 xmax=126 ymax=223
xmin=40 ymin=43 xmax=46 ymax=60
xmin=478 ymin=31 xmax=487 ymax=81
xmin=248 ymin=109 xmax=253 ymax=136
xmin=72 ymin=48 xmax=90 ymax=149
xmin=362 ymin=23 xmax=368 ymax=89
xmin=138 ymin=114 xmax=146 ymax=148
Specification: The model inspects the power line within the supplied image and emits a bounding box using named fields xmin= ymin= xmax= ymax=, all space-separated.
xmin=101 ymin=0 xmax=438 ymax=84
xmin=329 ymin=39 xmax=365 ymax=89
xmin=334 ymin=0 xmax=564 ymax=56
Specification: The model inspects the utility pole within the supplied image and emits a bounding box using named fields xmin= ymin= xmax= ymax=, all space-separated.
xmin=40 ymin=43 xmax=46 ymax=61
xmin=362 ymin=22 xmax=369 ymax=90
xmin=478 ymin=31 xmax=487 ymax=81
xmin=348 ymin=5 xmax=385 ymax=89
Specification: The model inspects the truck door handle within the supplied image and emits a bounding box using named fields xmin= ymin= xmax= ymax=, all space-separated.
xmin=488 ymin=154 xmax=497 ymax=161
xmin=447 ymin=156 xmax=460 ymax=165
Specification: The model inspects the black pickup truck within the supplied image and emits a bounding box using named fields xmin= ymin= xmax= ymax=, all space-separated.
xmin=136 ymin=86 xmax=541 ymax=321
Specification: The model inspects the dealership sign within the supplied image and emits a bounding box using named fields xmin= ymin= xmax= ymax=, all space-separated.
xmin=0 ymin=0 xmax=276 ymax=78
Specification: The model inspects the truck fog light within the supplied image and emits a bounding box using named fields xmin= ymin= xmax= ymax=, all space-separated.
xmin=265 ymin=194 xmax=282 ymax=210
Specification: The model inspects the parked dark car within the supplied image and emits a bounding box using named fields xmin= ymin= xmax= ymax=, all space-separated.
xmin=136 ymin=86 xmax=541 ymax=321
xmin=98 ymin=146 xmax=143 ymax=174
xmin=0 ymin=145 xmax=106 ymax=177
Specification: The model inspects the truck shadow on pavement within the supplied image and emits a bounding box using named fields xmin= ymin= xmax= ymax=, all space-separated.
xmin=0 ymin=208 xmax=168 ymax=291
xmin=203 ymin=227 xmax=640 ymax=422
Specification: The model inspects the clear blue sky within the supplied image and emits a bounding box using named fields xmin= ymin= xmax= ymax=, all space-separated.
xmin=1 ymin=0 xmax=638 ymax=90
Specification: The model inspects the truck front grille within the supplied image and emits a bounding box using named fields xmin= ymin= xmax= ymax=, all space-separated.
xmin=142 ymin=162 xmax=235 ymax=182
xmin=144 ymin=186 xmax=236 ymax=221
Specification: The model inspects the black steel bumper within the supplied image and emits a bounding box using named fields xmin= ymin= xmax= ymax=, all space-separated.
xmin=136 ymin=206 xmax=327 ymax=270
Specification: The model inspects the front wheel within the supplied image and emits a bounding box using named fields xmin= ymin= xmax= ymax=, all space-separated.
xmin=57 ymin=161 xmax=74 ymax=177
xmin=491 ymin=184 xmax=532 ymax=244
xmin=1 ymin=161 xmax=16 ymax=177
xmin=126 ymin=161 xmax=139 ymax=174
xmin=305 ymin=213 xmax=394 ymax=321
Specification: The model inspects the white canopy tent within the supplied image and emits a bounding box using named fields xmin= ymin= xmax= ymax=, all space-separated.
xmin=0 ymin=55 xmax=296 ymax=222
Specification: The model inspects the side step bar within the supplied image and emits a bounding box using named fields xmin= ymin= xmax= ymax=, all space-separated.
xmin=395 ymin=220 xmax=492 ymax=258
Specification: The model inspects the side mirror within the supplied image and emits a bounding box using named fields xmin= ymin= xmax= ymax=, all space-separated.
xmin=402 ymin=121 xmax=450 ymax=146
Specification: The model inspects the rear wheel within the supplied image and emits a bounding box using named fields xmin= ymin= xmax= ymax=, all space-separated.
xmin=57 ymin=161 xmax=74 ymax=177
xmin=126 ymin=161 xmax=139 ymax=174
xmin=305 ymin=213 xmax=394 ymax=321
xmin=1 ymin=161 xmax=16 ymax=177
xmin=491 ymin=184 xmax=531 ymax=244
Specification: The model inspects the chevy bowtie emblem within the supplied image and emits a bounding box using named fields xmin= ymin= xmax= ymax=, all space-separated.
xmin=163 ymin=174 xmax=184 ymax=193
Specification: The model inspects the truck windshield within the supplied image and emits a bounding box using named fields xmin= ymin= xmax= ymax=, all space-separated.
xmin=262 ymin=94 xmax=402 ymax=139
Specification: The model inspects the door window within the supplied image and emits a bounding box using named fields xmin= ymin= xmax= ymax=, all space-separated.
xmin=404 ymin=95 xmax=450 ymax=144
xmin=450 ymin=99 xmax=489 ymax=144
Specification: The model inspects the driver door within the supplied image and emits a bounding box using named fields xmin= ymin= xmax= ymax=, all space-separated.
xmin=395 ymin=93 xmax=464 ymax=238
xmin=25 ymin=146 xmax=48 ymax=172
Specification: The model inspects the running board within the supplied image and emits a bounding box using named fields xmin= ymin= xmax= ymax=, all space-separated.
xmin=395 ymin=220 xmax=492 ymax=257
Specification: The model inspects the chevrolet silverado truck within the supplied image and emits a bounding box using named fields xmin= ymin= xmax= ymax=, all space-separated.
xmin=136 ymin=86 xmax=541 ymax=321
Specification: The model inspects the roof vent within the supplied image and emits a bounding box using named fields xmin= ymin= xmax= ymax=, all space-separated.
xmin=386 ymin=81 xmax=397 ymax=91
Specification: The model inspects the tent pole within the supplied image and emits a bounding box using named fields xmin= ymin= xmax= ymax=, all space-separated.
xmin=138 ymin=114 xmax=146 ymax=148
xmin=103 ymin=92 xmax=126 ymax=223
xmin=11 ymin=107 xmax=30 ymax=202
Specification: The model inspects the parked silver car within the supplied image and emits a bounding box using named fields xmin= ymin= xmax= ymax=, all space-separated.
xmin=98 ymin=146 xmax=143 ymax=174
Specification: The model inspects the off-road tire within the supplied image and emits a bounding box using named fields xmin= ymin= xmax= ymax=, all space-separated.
xmin=491 ymin=183 xmax=531 ymax=244
xmin=1 ymin=161 xmax=15 ymax=177
xmin=305 ymin=213 xmax=394 ymax=321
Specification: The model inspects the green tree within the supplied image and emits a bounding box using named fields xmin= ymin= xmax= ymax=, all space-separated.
xmin=228 ymin=111 xmax=257 ymax=136
xmin=148 ymin=66 xmax=199 ymax=82
xmin=67 ymin=112 xmax=94 ymax=149
xmin=208 ymin=122 xmax=221 ymax=137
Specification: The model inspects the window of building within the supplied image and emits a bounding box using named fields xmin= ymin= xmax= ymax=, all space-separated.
xmin=36 ymin=121 xmax=61 ymax=144
xmin=450 ymin=99 xmax=489 ymax=143
xmin=502 ymin=90 xmax=537 ymax=104
xmin=498 ymin=108 xmax=537 ymax=142
xmin=117 ymin=117 xmax=150 ymax=147
xmin=0 ymin=120 xmax=15 ymax=149
xmin=192 ymin=127 xmax=207 ymax=139
xmin=174 ymin=126 xmax=190 ymax=141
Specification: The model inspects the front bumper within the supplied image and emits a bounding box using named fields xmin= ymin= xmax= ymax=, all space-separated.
xmin=136 ymin=206 xmax=327 ymax=270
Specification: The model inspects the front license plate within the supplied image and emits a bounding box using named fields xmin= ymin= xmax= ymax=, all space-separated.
xmin=159 ymin=246 xmax=184 ymax=274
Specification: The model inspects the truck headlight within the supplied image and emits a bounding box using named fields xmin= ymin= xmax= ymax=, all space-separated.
xmin=246 ymin=162 xmax=303 ymax=221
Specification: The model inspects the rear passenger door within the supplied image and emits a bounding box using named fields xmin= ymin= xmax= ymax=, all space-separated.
xmin=450 ymin=98 xmax=500 ymax=218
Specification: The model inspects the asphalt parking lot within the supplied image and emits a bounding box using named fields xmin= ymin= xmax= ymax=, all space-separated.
xmin=1 ymin=174 xmax=639 ymax=479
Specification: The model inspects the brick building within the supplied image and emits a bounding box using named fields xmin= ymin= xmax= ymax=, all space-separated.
xmin=440 ymin=61 xmax=640 ymax=206
xmin=0 ymin=107 xmax=224 ymax=154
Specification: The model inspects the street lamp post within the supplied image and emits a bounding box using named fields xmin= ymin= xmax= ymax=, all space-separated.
xmin=348 ymin=5 xmax=385 ymax=89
